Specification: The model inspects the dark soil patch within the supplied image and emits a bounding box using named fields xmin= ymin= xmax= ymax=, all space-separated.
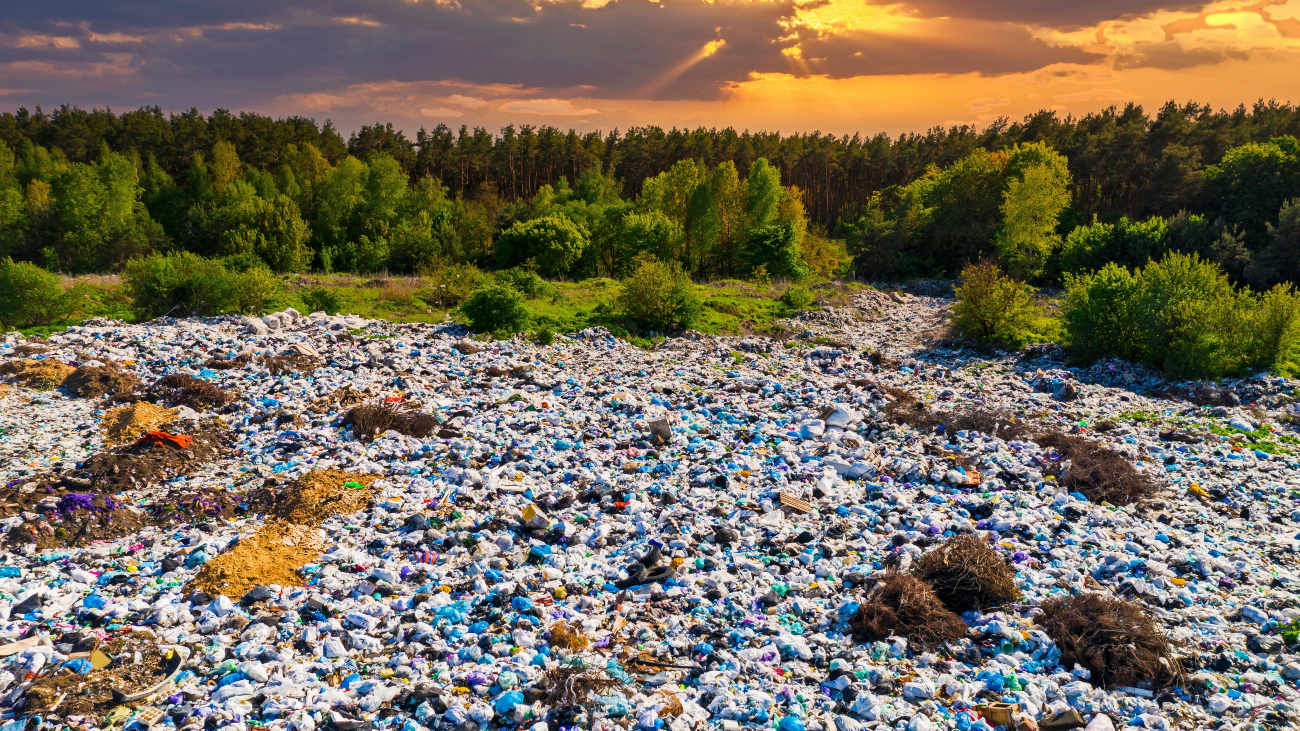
xmin=23 ymin=629 xmax=170 ymax=717
xmin=12 ymin=344 xmax=49 ymax=356
xmin=850 ymin=573 xmax=968 ymax=650
xmin=263 ymin=352 xmax=321 ymax=376
xmin=914 ymin=535 xmax=1020 ymax=613
xmin=1037 ymin=432 xmax=1155 ymax=506
xmin=146 ymin=374 xmax=233 ymax=410
xmin=203 ymin=352 xmax=254 ymax=371
xmin=3 ymin=420 xmax=235 ymax=548
xmin=245 ymin=470 xmax=378 ymax=527
xmin=343 ymin=401 xmax=439 ymax=441
xmin=1038 ymin=592 xmax=1182 ymax=689
xmin=63 ymin=362 xmax=140 ymax=399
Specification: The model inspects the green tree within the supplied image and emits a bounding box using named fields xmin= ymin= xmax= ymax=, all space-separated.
xmin=996 ymin=161 xmax=1072 ymax=279
xmin=617 ymin=211 xmax=683 ymax=275
xmin=209 ymin=140 xmax=242 ymax=194
xmin=742 ymin=223 xmax=807 ymax=280
xmin=744 ymin=158 xmax=783 ymax=231
xmin=1203 ymin=136 xmax=1300 ymax=245
xmin=494 ymin=214 xmax=588 ymax=277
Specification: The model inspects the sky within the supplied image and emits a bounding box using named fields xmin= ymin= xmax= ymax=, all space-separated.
xmin=2 ymin=0 xmax=1300 ymax=138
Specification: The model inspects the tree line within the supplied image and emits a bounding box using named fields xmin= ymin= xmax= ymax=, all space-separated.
xmin=0 ymin=100 xmax=1298 ymax=284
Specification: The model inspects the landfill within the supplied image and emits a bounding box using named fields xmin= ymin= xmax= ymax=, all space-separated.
xmin=1 ymin=289 xmax=1299 ymax=731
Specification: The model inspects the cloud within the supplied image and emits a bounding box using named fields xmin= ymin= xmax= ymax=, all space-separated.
xmin=1052 ymin=88 xmax=1136 ymax=103
xmin=966 ymin=97 xmax=1009 ymax=113
xmin=447 ymin=94 xmax=487 ymax=107
xmin=1112 ymin=41 xmax=1249 ymax=70
xmin=420 ymin=106 xmax=464 ymax=117
xmin=498 ymin=98 xmax=597 ymax=115
xmin=866 ymin=0 xmax=1204 ymax=30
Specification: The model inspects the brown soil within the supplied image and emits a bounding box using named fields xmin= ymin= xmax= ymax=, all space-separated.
xmin=883 ymin=387 xmax=1033 ymax=441
xmin=263 ymin=352 xmax=321 ymax=376
xmin=63 ymin=362 xmax=141 ymax=399
xmin=1038 ymin=592 xmax=1182 ymax=689
xmin=146 ymin=374 xmax=233 ymax=410
xmin=76 ymin=420 xmax=231 ymax=492
xmin=343 ymin=401 xmax=439 ymax=441
xmin=11 ymin=344 xmax=49 ymax=356
xmin=850 ymin=573 xmax=968 ymax=650
xmin=1 ymin=358 xmax=76 ymax=390
xmin=247 ymin=470 xmax=379 ymax=526
xmin=24 ymin=630 xmax=169 ymax=717
xmin=100 ymin=402 xmax=179 ymax=446
xmin=203 ymin=352 xmax=254 ymax=371
xmin=188 ymin=520 xmax=328 ymax=597
xmin=914 ymin=535 xmax=1021 ymax=613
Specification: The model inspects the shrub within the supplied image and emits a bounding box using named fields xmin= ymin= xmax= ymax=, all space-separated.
xmin=494 ymin=214 xmax=588 ymax=278
xmin=221 ymin=251 xmax=269 ymax=273
xmin=0 ymin=258 xmax=68 ymax=328
xmin=617 ymin=254 xmax=702 ymax=332
xmin=1062 ymin=251 xmax=1300 ymax=377
xmin=123 ymin=251 xmax=281 ymax=319
xmin=495 ymin=267 xmax=553 ymax=299
xmin=226 ymin=266 xmax=281 ymax=315
xmin=534 ymin=327 xmax=556 ymax=346
xmin=779 ymin=284 xmax=815 ymax=311
xmin=301 ymin=286 xmax=343 ymax=315
xmin=460 ymin=283 xmax=529 ymax=333
xmin=951 ymin=260 xmax=1040 ymax=345
xmin=913 ymin=535 xmax=1020 ymax=613
xmin=1038 ymin=593 xmax=1181 ymax=689
xmin=123 ymin=251 xmax=230 ymax=319
xmin=418 ymin=258 xmax=485 ymax=307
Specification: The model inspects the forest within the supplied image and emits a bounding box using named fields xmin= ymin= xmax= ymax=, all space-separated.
xmin=0 ymin=99 xmax=1299 ymax=287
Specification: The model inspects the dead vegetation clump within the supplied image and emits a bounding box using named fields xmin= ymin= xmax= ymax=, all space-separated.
xmin=849 ymin=573 xmax=968 ymax=650
xmin=537 ymin=663 xmax=629 ymax=707
xmin=307 ymin=384 xmax=373 ymax=414
xmin=913 ymin=535 xmax=1021 ymax=613
xmin=0 ymin=358 xmax=76 ymax=390
xmin=203 ymin=352 xmax=254 ymax=370
xmin=1037 ymin=432 xmax=1155 ymax=506
xmin=147 ymin=373 xmax=232 ymax=410
xmin=11 ymin=343 xmax=49 ymax=356
xmin=882 ymin=387 xmax=1033 ymax=441
xmin=1037 ymin=593 xmax=1182 ymax=689
xmin=263 ymin=351 xmax=321 ymax=376
xmin=548 ymin=620 xmax=590 ymax=651
xmin=23 ymin=630 xmax=170 ymax=716
xmin=62 ymin=361 xmax=140 ymax=398
xmin=343 ymin=401 xmax=439 ymax=441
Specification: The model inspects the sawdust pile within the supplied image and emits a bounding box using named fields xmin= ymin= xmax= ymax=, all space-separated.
xmin=192 ymin=470 xmax=378 ymax=598
xmin=100 ymin=402 xmax=179 ymax=445
xmin=249 ymin=469 xmax=379 ymax=526
xmin=189 ymin=520 xmax=328 ymax=597
xmin=0 ymin=358 xmax=76 ymax=390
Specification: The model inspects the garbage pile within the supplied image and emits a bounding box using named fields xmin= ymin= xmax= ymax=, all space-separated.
xmin=1 ymin=290 xmax=1299 ymax=731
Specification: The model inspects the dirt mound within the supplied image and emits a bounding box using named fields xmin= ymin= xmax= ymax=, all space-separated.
xmin=203 ymin=352 xmax=254 ymax=370
xmin=75 ymin=420 xmax=230 ymax=492
xmin=24 ymin=629 xmax=170 ymax=716
xmin=189 ymin=520 xmax=328 ymax=597
xmin=1038 ymin=432 xmax=1155 ymax=506
xmin=850 ymin=573 xmax=968 ymax=650
xmin=263 ymin=351 xmax=321 ymax=376
xmin=63 ymin=361 xmax=140 ymax=398
xmin=0 ymin=358 xmax=76 ymax=390
xmin=343 ymin=401 xmax=439 ymax=441
xmin=101 ymin=402 xmax=179 ymax=445
xmin=914 ymin=535 xmax=1020 ymax=612
xmin=146 ymin=374 xmax=232 ymax=410
xmin=248 ymin=470 xmax=378 ymax=526
xmin=1038 ymin=592 xmax=1182 ymax=689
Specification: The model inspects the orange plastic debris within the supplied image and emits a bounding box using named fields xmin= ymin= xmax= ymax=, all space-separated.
xmin=134 ymin=431 xmax=194 ymax=450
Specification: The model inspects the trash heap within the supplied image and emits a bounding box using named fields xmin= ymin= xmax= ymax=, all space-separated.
xmin=1 ymin=291 xmax=1299 ymax=731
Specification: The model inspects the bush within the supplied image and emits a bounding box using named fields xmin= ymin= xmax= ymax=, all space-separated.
xmin=534 ymin=327 xmax=556 ymax=346
xmin=0 ymin=259 xmax=68 ymax=328
xmin=495 ymin=267 xmax=553 ymax=299
xmin=617 ymin=254 xmax=702 ymax=332
xmin=779 ymin=284 xmax=815 ymax=311
xmin=951 ymin=260 xmax=1040 ymax=345
xmin=418 ymin=259 xmax=485 ymax=307
xmin=460 ymin=283 xmax=529 ymax=333
xmin=1062 ymin=252 xmax=1300 ymax=377
xmin=913 ymin=535 xmax=1020 ymax=613
xmin=221 ymin=252 xmax=268 ymax=272
xmin=1038 ymin=593 xmax=1181 ymax=689
xmin=123 ymin=251 xmax=281 ymax=319
xmin=494 ymin=214 xmax=588 ymax=278
xmin=301 ymin=286 xmax=343 ymax=315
